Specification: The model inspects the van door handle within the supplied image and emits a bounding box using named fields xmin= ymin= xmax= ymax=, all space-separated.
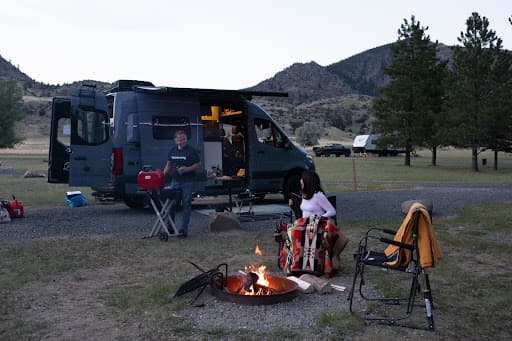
xmin=256 ymin=150 xmax=264 ymax=154
xmin=74 ymin=156 xmax=86 ymax=161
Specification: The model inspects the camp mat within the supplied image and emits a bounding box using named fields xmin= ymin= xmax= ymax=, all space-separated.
xmin=194 ymin=203 xmax=290 ymax=217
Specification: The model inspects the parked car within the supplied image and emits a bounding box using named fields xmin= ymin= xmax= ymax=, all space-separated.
xmin=314 ymin=143 xmax=351 ymax=157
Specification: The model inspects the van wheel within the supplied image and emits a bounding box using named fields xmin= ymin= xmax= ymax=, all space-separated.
xmin=283 ymin=173 xmax=301 ymax=202
xmin=123 ymin=195 xmax=149 ymax=209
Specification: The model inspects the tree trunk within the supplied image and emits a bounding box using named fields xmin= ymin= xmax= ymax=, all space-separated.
xmin=494 ymin=149 xmax=498 ymax=170
xmin=431 ymin=146 xmax=437 ymax=166
xmin=404 ymin=149 xmax=411 ymax=166
xmin=471 ymin=147 xmax=479 ymax=172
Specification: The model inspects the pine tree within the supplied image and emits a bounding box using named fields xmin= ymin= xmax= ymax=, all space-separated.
xmin=485 ymin=47 xmax=512 ymax=170
xmin=447 ymin=12 xmax=504 ymax=171
xmin=373 ymin=16 xmax=447 ymax=166
xmin=0 ymin=80 xmax=24 ymax=148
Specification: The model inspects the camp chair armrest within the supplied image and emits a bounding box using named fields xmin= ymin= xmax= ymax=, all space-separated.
xmin=367 ymin=227 xmax=396 ymax=236
xmin=381 ymin=228 xmax=397 ymax=235
xmin=379 ymin=237 xmax=414 ymax=250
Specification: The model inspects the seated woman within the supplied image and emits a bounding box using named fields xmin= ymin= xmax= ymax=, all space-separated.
xmin=299 ymin=170 xmax=336 ymax=219
xmin=280 ymin=170 xmax=348 ymax=277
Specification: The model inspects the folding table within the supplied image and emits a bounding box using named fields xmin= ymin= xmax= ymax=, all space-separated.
xmin=141 ymin=188 xmax=182 ymax=241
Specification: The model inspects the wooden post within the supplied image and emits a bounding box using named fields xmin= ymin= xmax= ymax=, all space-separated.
xmin=352 ymin=157 xmax=357 ymax=191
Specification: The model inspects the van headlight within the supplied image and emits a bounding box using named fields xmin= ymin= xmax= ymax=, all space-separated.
xmin=306 ymin=154 xmax=313 ymax=163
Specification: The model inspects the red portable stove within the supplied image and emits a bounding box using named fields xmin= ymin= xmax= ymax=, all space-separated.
xmin=137 ymin=167 xmax=165 ymax=191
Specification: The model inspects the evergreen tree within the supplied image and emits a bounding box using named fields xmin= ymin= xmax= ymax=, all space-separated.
xmin=447 ymin=12 xmax=504 ymax=171
xmin=0 ymin=80 xmax=24 ymax=148
xmin=373 ymin=16 xmax=447 ymax=166
xmin=485 ymin=47 xmax=512 ymax=170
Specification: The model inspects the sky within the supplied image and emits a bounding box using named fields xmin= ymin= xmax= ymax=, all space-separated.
xmin=1 ymin=0 xmax=511 ymax=90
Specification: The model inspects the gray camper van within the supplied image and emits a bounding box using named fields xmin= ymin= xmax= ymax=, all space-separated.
xmin=48 ymin=80 xmax=314 ymax=207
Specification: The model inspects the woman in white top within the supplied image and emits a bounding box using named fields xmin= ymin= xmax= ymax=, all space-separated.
xmin=299 ymin=170 xmax=336 ymax=219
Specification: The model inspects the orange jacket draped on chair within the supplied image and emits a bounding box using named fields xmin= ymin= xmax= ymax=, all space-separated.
xmin=384 ymin=202 xmax=442 ymax=268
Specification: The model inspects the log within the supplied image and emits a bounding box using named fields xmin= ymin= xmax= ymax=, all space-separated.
xmin=287 ymin=276 xmax=314 ymax=293
xmin=299 ymin=274 xmax=332 ymax=293
xmin=331 ymin=284 xmax=346 ymax=292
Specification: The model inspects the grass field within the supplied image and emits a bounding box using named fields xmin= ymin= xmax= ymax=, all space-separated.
xmin=0 ymin=202 xmax=510 ymax=339
xmin=0 ymin=153 xmax=91 ymax=207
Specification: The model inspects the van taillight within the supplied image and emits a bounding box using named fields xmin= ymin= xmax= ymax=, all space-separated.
xmin=111 ymin=147 xmax=123 ymax=176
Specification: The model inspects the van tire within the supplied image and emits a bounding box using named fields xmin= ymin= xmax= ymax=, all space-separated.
xmin=283 ymin=173 xmax=301 ymax=202
xmin=123 ymin=195 xmax=149 ymax=209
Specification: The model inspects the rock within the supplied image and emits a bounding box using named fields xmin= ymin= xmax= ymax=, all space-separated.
xmin=207 ymin=211 xmax=241 ymax=232
xmin=23 ymin=170 xmax=46 ymax=178
xmin=401 ymin=199 xmax=433 ymax=215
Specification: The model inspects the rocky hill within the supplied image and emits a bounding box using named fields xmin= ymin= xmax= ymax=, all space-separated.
xmin=248 ymin=42 xmax=455 ymax=134
xmin=1 ymin=43 xmax=455 ymax=139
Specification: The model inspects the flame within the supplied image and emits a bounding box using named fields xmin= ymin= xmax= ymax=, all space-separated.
xmin=239 ymin=245 xmax=272 ymax=295
xmin=254 ymin=244 xmax=263 ymax=256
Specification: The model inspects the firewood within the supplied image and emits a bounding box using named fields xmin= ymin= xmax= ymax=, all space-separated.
xmin=299 ymin=274 xmax=332 ymax=293
xmin=287 ymin=276 xmax=314 ymax=293
xmin=331 ymin=284 xmax=346 ymax=292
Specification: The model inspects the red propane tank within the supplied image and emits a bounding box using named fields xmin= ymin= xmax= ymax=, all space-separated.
xmin=137 ymin=168 xmax=165 ymax=190
xmin=9 ymin=195 xmax=24 ymax=219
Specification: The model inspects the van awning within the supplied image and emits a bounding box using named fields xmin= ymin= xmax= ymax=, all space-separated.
xmin=133 ymin=85 xmax=288 ymax=101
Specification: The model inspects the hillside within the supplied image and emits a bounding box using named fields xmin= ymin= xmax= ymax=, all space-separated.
xmin=1 ymin=42 xmax=456 ymax=142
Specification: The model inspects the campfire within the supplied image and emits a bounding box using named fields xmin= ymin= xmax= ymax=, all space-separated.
xmin=211 ymin=245 xmax=298 ymax=305
xmin=237 ymin=245 xmax=272 ymax=295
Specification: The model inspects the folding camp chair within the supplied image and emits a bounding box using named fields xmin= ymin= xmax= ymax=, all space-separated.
xmin=232 ymin=189 xmax=255 ymax=217
xmin=347 ymin=202 xmax=442 ymax=330
xmin=327 ymin=195 xmax=337 ymax=225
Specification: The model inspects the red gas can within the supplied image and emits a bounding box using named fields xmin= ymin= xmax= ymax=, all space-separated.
xmin=9 ymin=195 xmax=24 ymax=219
xmin=137 ymin=167 xmax=165 ymax=190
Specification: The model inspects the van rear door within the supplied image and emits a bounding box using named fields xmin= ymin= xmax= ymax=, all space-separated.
xmin=48 ymin=85 xmax=112 ymax=187
xmin=48 ymin=98 xmax=72 ymax=183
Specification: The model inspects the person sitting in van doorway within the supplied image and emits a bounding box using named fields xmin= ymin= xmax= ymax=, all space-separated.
xmin=163 ymin=130 xmax=201 ymax=238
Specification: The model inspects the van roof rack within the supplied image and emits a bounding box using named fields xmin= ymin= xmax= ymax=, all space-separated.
xmin=108 ymin=80 xmax=155 ymax=93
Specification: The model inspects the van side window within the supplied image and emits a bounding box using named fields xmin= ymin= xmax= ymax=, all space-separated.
xmin=255 ymin=118 xmax=287 ymax=148
xmin=152 ymin=116 xmax=191 ymax=139
xmin=73 ymin=109 xmax=109 ymax=145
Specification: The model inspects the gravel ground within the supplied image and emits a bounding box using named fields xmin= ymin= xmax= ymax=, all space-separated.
xmin=1 ymin=182 xmax=511 ymax=336
xmin=2 ymin=182 xmax=511 ymax=243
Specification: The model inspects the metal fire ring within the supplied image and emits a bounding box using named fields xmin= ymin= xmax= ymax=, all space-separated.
xmin=211 ymin=274 xmax=299 ymax=305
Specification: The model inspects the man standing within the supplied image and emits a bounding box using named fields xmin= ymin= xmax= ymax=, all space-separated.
xmin=163 ymin=130 xmax=201 ymax=237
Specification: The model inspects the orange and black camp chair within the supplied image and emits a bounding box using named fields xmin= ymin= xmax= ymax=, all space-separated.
xmin=347 ymin=202 xmax=442 ymax=330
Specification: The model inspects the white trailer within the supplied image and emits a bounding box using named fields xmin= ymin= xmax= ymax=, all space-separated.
xmin=352 ymin=134 xmax=404 ymax=156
